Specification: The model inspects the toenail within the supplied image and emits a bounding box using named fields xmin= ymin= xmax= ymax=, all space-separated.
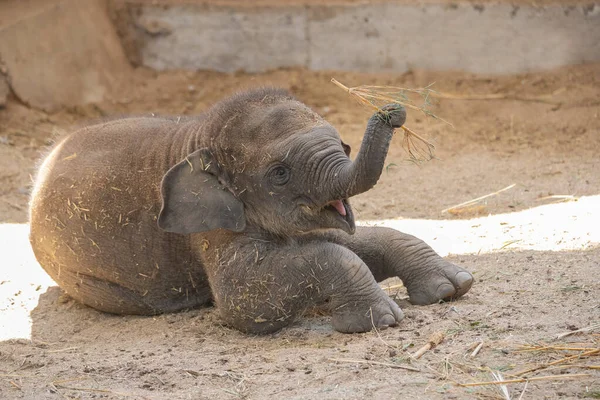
xmin=436 ymin=282 xmax=455 ymax=300
xmin=379 ymin=314 xmax=396 ymax=327
xmin=455 ymin=271 xmax=474 ymax=288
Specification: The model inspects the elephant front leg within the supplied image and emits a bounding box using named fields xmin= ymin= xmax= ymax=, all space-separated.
xmin=323 ymin=227 xmax=474 ymax=305
xmin=205 ymin=241 xmax=404 ymax=334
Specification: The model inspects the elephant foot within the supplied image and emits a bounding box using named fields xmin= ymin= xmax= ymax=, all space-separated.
xmin=405 ymin=260 xmax=474 ymax=305
xmin=331 ymin=293 xmax=404 ymax=333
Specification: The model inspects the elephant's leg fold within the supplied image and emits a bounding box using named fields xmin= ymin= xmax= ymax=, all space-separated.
xmin=322 ymin=227 xmax=474 ymax=305
xmin=205 ymin=240 xmax=404 ymax=334
xmin=55 ymin=268 xmax=212 ymax=316
xmin=57 ymin=270 xmax=158 ymax=315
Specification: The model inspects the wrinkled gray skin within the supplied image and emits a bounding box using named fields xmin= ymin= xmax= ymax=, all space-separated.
xmin=29 ymin=88 xmax=473 ymax=334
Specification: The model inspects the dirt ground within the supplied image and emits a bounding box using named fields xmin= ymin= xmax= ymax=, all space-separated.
xmin=112 ymin=0 xmax=599 ymax=7
xmin=0 ymin=63 xmax=599 ymax=399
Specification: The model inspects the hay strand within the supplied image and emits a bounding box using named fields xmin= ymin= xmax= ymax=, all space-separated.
xmin=516 ymin=345 xmax=598 ymax=352
xmin=47 ymin=346 xmax=79 ymax=353
xmin=331 ymin=78 xmax=440 ymax=163
xmin=328 ymin=358 xmax=420 ymax=372
xmin=432 ymin=88 xmax=564 ymax=105
xmin=400 ymin=125 xmax=436 ymax=164
xmin=457 ymin=373 xmax=590 ymax=387
xmin=53 ymin=384 xmax=147 ymax=399
xmin=490 ymin=370 xmax=511 ymax=400
xmin=556 ymin=323 xmax=600 ymax=339
xmin=513 ymin=348 xmax=600 ymax=376
xmin=441 ymin=183 xmax=516 ymax=213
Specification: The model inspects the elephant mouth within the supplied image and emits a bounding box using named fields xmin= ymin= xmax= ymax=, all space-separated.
xmin=323 ymin=198 xmax=355 ymax=232
xmin=325 ymin=199 xmax=347 ymax=216
xmin=296 ymin=196 xmax=355 ymax=233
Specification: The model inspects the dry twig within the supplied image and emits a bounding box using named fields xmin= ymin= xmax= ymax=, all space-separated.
xmin=9 ymin=380 xmax=21 ymax=390
xmin=470 ymin=341 xmax=484 ymax=358
xmin=412 ymin=331 xmax=445 ymax=359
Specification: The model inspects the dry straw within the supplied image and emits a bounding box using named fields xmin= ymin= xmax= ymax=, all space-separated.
xmin=328 ymin=358 xmax=421 ymax=372
xmin=331 ymin=78 xmax=447 ymax=163
xmin=330 ymin=79 xmax=563 ymax=164
xmin=412 ymin=331 xmax=445 ymax=359
xmin=457 ymin=340 xmax=599 ymax=394
xmin=441 ymin=183 xmax=516 ymax=214
xmin=457 ymin=373 xmax=590 ymax=387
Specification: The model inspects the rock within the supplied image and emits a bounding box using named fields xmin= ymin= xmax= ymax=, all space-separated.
xmin=0 ymin=0 xmax=132 ymax=112
xmin=0 ymin=75 xmax=8 ymax=108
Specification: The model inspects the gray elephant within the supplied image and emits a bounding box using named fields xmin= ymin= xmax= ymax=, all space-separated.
xmin=29 ymin=88 xmax=473 ymax=334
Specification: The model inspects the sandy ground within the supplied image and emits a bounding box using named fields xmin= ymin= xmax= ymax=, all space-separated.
xmin=113 ymin=0 xmax=599 ymax=7
xmin=0 ymin=64 xmax=599 ymax=399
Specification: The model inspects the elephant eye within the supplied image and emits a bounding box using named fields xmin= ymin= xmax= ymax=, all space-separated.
xmin=270 ymin=165 xmax=290 ymax=186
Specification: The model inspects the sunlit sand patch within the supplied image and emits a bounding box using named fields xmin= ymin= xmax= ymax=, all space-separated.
xmin=0 ymin=223 xmax=55 ymax=341
xmin=1 ymin=195 xmax=598 ymax=340
xmin=361 ymin=195 xmax=600 ymax=257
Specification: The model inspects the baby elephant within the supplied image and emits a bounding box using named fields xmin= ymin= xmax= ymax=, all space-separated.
xmin=29 ymin=88 xmax=473 ymax=334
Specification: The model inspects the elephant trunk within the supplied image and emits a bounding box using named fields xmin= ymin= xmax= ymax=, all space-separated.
xmin=330 ymin=105 xmax=406 ymax=200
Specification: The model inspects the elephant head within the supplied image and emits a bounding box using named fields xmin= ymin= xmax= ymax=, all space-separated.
xmin=158 ymin=88 xmax=406 ymax=237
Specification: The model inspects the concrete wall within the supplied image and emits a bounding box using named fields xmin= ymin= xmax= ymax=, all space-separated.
xmin=131 ymin=2 xmax=600 ymax=74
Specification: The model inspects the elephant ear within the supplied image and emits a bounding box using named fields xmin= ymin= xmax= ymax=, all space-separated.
xmin=158 ymin=149 xmax=246 ymax=234
xmin=341 ymin=140 xmax=351 ymax=157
